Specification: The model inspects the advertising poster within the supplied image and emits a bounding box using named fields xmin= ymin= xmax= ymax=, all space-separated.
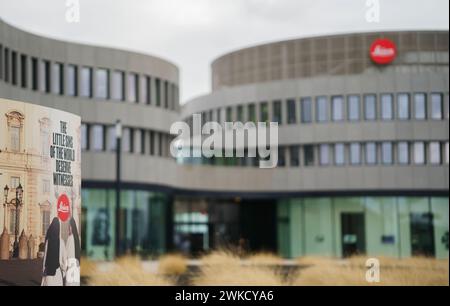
xmin=0 ymin=98 xmax=81 ymax=286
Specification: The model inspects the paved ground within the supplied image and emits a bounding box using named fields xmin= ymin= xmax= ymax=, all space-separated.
xmin=0 ymin=259 xmax=42 ymax=286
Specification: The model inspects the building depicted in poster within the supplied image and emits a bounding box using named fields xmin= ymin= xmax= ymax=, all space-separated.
xmin=0 ymin=98 xmax=81 ymax=286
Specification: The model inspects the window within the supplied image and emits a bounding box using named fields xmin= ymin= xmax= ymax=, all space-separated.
xmin=398 ymin=142 xmax=410 ymax=165
xmin=10 ymin=126 xmax=20 ymax=152
xmin=9 ymin=209 xmax=17 ymax=234
xmin=273 ymin=100 xmax=282 ymax=124
xmin=11 ymin=51 xmax=17 ymax=85
xmin=431 ymin=93 xmax=443 ymax=120
xmin=107 ymin=126 xmax=117 ymax=151
xmin=20 ymin=54 xmax=27 ymax=88
xmin=278 ymin=147 xmax=286 ymax=167
xmin=4 ymin=48 xmax=9 ymax=82
xmin=216 ymin=108 xmax=222 ymax=123
xmin=365 ymin=142 xmax=377 ymax=165
xmin=155 ymin=78 xmax=161 ymax=106
xmin=0 ymin=45 xmax=3 ymax=80
xmin=334 ymin=143 xmax=345 ymax=165
xmin=31 ymin=57 xmax=38 ymax=91
xmin=237 ymin=105 xmax=244 ymax=122
xmin=112 ymin=71 xmax=124 ymax=101
xmin=67 ymin=65 xmax=77 ymax=96
xmin=304 ymin=145 xmax=314 ymax=166
xmin=81 ymin=124 xmax=88 ymax=151
xmin=226 ymin=107 xmax=233 ymax=122
xmin=319 ymin=144 xmax=330 ymax=166
xmin=301 ymin=97 xmax=312 ymax=123
xmin=350 ymin=143 xmax=361 ymax=165
xmin=10 ymin=177 xmax=20 ymax=189
xmin=287 ymin=99 xmax=297 ymax=124
xmin=445 ymin=142 xmax=449 ymax=165
xmin=51 ymin=63 xmax=64 ymax=95
xmin=397 ymin=93 xmax=410 ymax=120
xmin=381 ymin=142 xmax=393 ymax=165
xmin=381 ymin=94 xmax=394 ymax=120
xmin=429 ymin=142 xmax=441 ymax=165
xmin=127 ymin=73 xmax=139 ymax=103
xmin=140 ymin=129 xmax=146 ymax=154
xmin=348 ymin=95 xmax=360 ymax=121
xmin=364 ymin=94 xmax=377 ymax=120
xmin=316 ymin=96 xmax=328 ymax=122
xmin=80 ymin=67 xmax=92 ymax=97
xmin=95 ymin=68 xmax=109 ymax=99
xmin=164 ymin=81 xmax=169 ymax=108
xmin=122 ymin=128 xmax=131 ymax=153
xmin=290 ymin=146 xmax=300 ymax=167
xmin=332 ymin=96 xmax=344 ymax=121
xmin=260 ymin=102 xmax=269 ymax=123
xmin=39 ymin=60 xmax=50 ymax=93
xmin=42 ymin=210 xmax=50 ymax=236
xmin=414 ymin=93 xmax=427 ymax=120
xmin=141 ymin=76 xmax=149 ymax=104
xmin=92 ymin=125 xmax=104 ymax=151
xmin=248 ymin=104 xmax=256 ymax=123
xmin=414 ymin=142 xmax=426 ymax=165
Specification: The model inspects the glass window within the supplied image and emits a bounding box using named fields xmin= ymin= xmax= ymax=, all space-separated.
xmin=216 ymin=108 xmax=222 ymax=123
xmin=301 ymin=97 xmax=312 ymax=123
xmin=237 ymin=105 xmax=244 ymax=122
xmin=10 ymin=126 xmax=20 ymax=152
xmin=334 ymin=143 xmax=345 ymax=165
xmin=41 ymin=211 xmax=50 ymax=237
xmin=92 ymin=125 xmax=104 ymax=151
xmin=248 ymin=104 xmax=256 ymax=123
xmin=381 ymin=142 xmax=393 ymax=165
xmin=332 ymin=96 xmax=344 ymax=121
xmin=414 ymin=93 xmax=427 ymax=120
xmin=226 ymin=107 xmax=233 ymax=122
xmin=155 ymin=78 xmax=161 ymax=106
xmin=365 ymin=142 xmax=377 ymax=165
xmin=31 ymin=57 xmax=38 ymax=91
xmin=304 ymin=145 xmax=314 ymax=166
xmin=20 ymin=55 xmax=27 ymax=88
xmin=429 ymin=142 xmax=441 ymax=165
xmin=127 ymin=73 xmax=139 ymax=103
xmin=95 ymin=68 xmax=109 ymax=99
xmin=348 ymin=95 xmax=360 ymax=121
xmin=80 ymin=67 xmax=92 ymax=98
xmin=350 ymin=143 xmax=361 ymax=165
xmin=260 ymin=102 xmax=269 ymax=123
xmin=414 ymin=142 xmax=426 ymax=165
xmin=51 ymin=63 xmax=63 ymax=95
xmin=364 ymin=94 xmax=377 ymax=120
xmin=67 ymin=65 xmax=77 ymax=96
xmin=381 ymin=94 xmax=394 ymax=120
xmin=111 ymin=71 xmax=124 ymax=101
xmin=273 ymin=100 xmax=282 ymax=124
xmin=398 ymin=142 xmax=410 ymax=165
xmin=316 ymin=96 xmax=328 ymax=122
xmin=81 ymin=124 xmax=88 ymax=151
xmin=107 ymin=126 xmax=117 ymax=151
xmin=445 ymin=142 xmax=449 ymax=165
xmin=39 ymin=60 xmax=50 ymax=93
xmin=319 ymin=144 xmax=330 ymax=166
xmin=287 ymin=99 xmax=297 ymax=124
xmin=397 ymin=93 xmax=410 ymax=120
xmin=290 ymin=146 xmax=300 ymax=167
xmin=122 ymin=128 xmax=131 ymax=153
xmin=278 ymin=147 xmax=286 ymax=167
xmin=431 ymin=93 xmax=443 ymax=120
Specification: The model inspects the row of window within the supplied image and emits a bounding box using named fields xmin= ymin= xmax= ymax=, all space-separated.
xmin=81 ymin=123 xmax=174 ymax=157
xmin=191 ymin=92 xmax=449 ymax=127
xmin=180 ymin=141 xmax=450 ymax=168
xmin=0 ymin=44 xmax=179 ymax=110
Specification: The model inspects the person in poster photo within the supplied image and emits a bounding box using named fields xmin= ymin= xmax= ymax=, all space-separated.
xmin=41 ymin=194 xmax=81 ymax=286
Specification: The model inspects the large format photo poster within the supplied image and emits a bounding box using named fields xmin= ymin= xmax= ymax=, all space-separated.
xmin=0 ymin=98 xmax=81 ymax=286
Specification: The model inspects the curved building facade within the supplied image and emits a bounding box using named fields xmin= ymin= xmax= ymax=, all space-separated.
xmin=1 ymin=18 xmax=448 ymax=259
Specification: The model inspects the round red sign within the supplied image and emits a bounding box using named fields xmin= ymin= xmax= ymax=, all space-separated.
xmin=57 ymin=194 xmax=71 ymax=222
xmin=370 ymin=38 xmax=397 ymax=65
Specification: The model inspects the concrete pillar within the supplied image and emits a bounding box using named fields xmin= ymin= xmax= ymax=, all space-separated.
xmin=18 ymin=230 xmax=28 ymax=260
xmin=0 ymin=227 xmax=10 ymax=260
xmin=28 ymin=234 xmax=36 ymax=259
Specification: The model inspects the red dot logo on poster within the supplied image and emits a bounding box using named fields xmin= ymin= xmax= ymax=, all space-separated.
xmin=57 ymin=194 xmax=71 ymax=222
xmin=370 ymin=38 xmax=397 ymax=65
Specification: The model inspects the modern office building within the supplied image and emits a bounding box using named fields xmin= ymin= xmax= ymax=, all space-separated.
xmin=1 ymin=18 xmax=448 ymax=259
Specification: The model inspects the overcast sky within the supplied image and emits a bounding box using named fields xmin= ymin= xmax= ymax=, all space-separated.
xmin=0 ymin=0 xmax=448 ymax=103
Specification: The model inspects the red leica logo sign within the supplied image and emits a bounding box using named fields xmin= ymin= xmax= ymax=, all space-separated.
xmin=57 ymin=194 xmax=71 ymax=222
xmin=370 ymin=38 xmax=397 ymax=65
